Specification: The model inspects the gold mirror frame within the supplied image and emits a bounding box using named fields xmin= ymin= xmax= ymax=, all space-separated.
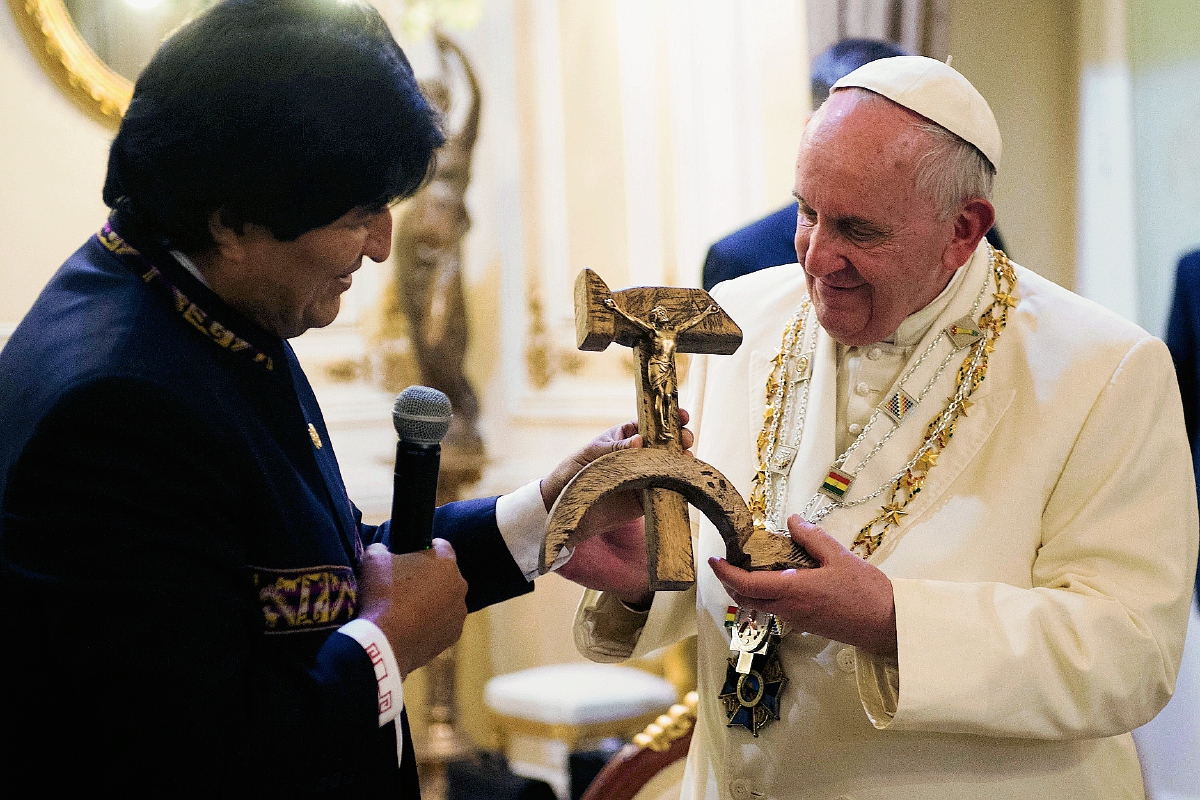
xmin=7 ymin=0 xmax=132 ymax=128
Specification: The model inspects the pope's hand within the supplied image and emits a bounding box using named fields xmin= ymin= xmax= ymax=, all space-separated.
xmin=357 ymin=540 xmax=468 ymax=678
xmin=709 ymin=515 xmax=897 ymax=655
xmin=556 ymin=517 xmax=651 ymax=607
xmin=541 ymin=410 xmax=694 ymax=608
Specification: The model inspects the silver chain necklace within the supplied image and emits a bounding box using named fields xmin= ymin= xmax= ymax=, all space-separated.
xmin=761 ymin=256 xmax=993 ymax=532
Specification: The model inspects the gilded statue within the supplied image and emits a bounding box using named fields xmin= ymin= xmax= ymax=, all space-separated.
xmin=376 ymin=30 xmax=483 ymax=455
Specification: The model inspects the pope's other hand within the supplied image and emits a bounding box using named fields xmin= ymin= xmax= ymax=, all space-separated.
xmin=709 ymin=515 xmax=897 ymax=655
xmin=542 ymin=410 xmax=694 ymax=608
xmin=556 ymin=517 xmax=651 ymax=607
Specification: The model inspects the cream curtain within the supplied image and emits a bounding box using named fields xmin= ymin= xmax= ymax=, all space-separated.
xmin=806 ymin=0 xmax=950 ymax=61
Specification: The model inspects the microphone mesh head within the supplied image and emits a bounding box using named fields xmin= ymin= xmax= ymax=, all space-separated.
xmin=392 ymin=386 xmax=452 ymax=446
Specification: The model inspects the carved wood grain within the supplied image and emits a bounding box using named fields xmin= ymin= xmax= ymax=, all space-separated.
xmin=542 ymin=448 xmax=814 ymax=590
xmin=557 ymin=269 xmax=813 ymax=589
xmin=575 ymin=269 xmax=616 ymax=351
xmin=642 ymin=487 xmax=693 ymax=590
xmin=574 ymin=269 xmax=741 ymax=354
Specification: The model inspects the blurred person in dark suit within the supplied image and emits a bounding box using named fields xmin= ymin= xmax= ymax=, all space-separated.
xmin=1165 ymin=247 xmax=1200 ymax=603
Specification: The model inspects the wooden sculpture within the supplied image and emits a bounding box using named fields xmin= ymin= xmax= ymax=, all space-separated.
xmin=540 ymin=270 xmax=815 ymax=591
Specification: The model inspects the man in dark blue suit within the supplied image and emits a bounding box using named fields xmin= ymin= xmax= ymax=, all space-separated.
xmin=0 ymin=1 xmax=643 ymax=794
xmin=701 ymin=38 xmax=1004 ymax=291
xmin=1165 ymin=248 xmax=1200 ymax=604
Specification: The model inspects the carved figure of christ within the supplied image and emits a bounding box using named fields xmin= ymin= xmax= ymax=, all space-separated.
xmin=602 ymin=299 xmax=717 ymax=441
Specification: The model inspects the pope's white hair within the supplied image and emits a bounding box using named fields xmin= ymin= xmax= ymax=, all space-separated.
xmin=911 ymin=117 xmax=995 ymax=219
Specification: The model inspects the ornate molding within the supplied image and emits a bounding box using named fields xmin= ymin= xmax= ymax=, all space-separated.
xmin=7 ymin=0 xmax=131 ymax=128
xmin=632 ymin=690 xmax=698 ymax=753
xmin=525 ymin=289 xmax=582 ymax=389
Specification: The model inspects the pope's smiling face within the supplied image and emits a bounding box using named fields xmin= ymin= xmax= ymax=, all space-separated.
xmin=792 ymin=90 xmax=966 ymax=346
xmin=198 ymin=206 xmax=393 ymax=339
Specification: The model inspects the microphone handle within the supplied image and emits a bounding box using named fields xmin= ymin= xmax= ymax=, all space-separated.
xmin=389 ymin=441 xmax=441 ymax=554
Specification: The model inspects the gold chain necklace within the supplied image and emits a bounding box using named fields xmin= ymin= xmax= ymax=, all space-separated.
xmin=747 ymin=247 xmax=1018 ymax=558
xmin=724 ymin=249 xmax=1017 ymax=737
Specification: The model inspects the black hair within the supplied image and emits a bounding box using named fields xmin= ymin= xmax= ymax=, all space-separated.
xmin=103 ymin=0 xmax=445 ymax=252
xmin=811 ymin=38 xmax=911 ymax=109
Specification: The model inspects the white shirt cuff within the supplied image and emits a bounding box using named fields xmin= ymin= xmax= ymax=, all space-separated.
xmin=495 ymin=479 xmax=571 ymax=580
xmin=339 ymin=618 xmax=405 ymax=728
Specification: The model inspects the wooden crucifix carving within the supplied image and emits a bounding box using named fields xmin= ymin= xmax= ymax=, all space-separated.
xmin=540 ymin=270 xmax=815 ymax=592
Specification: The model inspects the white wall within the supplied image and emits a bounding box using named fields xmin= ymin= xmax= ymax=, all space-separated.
xmin=0 ymin=7 xmax=113 ymax=334
xmin=1130 ymin=56 xmax=1200 ymax=337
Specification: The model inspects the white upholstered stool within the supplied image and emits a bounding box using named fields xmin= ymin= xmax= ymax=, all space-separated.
xmin=486 ymin=663 xmax=680 ymax=749
xmin=486 ymin=663 xmax=680 ymax=797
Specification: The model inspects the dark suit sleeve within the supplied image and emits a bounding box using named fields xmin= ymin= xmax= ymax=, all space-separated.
xmin=701 ymin=203 xmax=800 ymax=291
xmin=1165 ymin=252 xmax=1200 ymax=602
xmin=363 ymin=498 xmax=535 ymax=613
xmin=1167 ymin=254 xmax=1200 ymax=447
xmin=0 ymin=378 xmax=383 ymax=794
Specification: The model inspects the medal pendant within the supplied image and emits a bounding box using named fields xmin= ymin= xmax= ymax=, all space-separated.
xmin=729 ymin=607 xmax=772 ymax=657
xmin=767 ymin=445 xmax=797 ymax=475
xmin=788 ymin=354 xmax=812 ymax=384
xmin=946 ymin=316 xmax=984 ymax=349
xmin=881 ymin=388 xmax=917 ymax=424
xmin=721 ymin=608 xmax=788 ymax=735
xmin=719 ymin=642 xmax=788 ymax=736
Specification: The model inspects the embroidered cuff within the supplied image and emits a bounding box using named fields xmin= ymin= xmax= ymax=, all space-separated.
xmin=573 ymin=589 xmax=649 ymax=662
xmin=496 ymin=479 xmax=572 ymax=580
xmin=340 ymin=618 xmax=404 ymax=728
xmin=855 ymin=649 xmax=900 ymax=729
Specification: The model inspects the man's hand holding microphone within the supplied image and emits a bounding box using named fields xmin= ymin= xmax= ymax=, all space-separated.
xmin=358 ymin=387 xmax=466 ymax=678
xmin=356 ymin=385 xmax=689 ymax=677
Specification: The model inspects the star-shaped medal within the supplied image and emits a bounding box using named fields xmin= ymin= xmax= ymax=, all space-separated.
xmin=915 ymin=449 xmax=939 ymax=470
xmin=880 ymin=502 xmax=907 ymax=526
xmin=719 ymin=646 xmax=788 ymax=736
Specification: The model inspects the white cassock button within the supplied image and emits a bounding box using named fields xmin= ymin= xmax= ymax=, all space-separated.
xmin=848 ymin=423 xmax=862 ymax=435
xmin=836 ymin=646 xmax=856 ymax=674
xmin=868 ymin=347 xmax=883 ymax=360
xmin=855 ymin=381 xmax=871 ymax=396
xmin=730 ymin=777 xmax=752 ymax=799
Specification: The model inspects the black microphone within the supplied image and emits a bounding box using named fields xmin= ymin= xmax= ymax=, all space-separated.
xmin=389 ymin=386 xmax=453 ymax=554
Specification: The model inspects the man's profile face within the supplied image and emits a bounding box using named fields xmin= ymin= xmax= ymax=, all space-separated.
xmin=210 ymin=206 xmax=393 ymax=339
xmin=792 ymin=90 xmax=961 ymax=346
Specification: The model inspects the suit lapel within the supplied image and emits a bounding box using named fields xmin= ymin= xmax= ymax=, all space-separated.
xmin=830 ymin=386 xmax=1016 ymax=557
xmin=284 ymin=345 xmax=363 ymax=563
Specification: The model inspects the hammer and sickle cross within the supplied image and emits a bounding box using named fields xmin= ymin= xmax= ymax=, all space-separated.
xmin=539 ymin=270 xmax=813 ymax=591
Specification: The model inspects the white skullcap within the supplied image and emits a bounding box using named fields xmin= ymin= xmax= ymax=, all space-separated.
xmin=831 ymin=55 xmax=1001 ymax=171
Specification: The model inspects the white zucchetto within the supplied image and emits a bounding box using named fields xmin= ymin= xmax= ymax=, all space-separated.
xmin=831 ymin=55 xmax=1002 ymax=171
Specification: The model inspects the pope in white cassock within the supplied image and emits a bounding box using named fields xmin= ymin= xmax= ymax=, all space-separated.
xmin=558 ymin=56 xmax=1199 ymax=799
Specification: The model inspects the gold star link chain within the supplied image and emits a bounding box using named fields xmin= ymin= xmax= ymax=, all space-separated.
xmin=851 ymin=249 xmax=1017 ymax=557
xmin=746 ymin=249 xmax=1018 ymax=558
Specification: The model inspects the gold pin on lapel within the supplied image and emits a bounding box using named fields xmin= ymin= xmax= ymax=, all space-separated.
xmin=308 ymin=423 xmax=323 ymax=449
